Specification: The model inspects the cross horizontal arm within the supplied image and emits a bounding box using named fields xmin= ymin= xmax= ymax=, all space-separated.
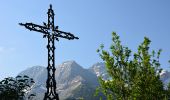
xmin=19 ymin=23 xmax=49 ymax=35
xmin=54 ymin=30 xmax=79 ymax=40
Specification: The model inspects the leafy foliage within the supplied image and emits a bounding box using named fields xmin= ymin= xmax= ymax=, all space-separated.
xmin=0 ymin=75 xmax=35 ymax=100
xmin=96 ymin=32 xmax=169 ymax=100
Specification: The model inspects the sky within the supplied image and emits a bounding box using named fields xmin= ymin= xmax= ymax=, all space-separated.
xmin=0 ymin=0 xmax=170 ymax=80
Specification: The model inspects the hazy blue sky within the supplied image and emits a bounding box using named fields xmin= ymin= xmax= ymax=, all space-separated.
xmin=0 ymin=0 xmax=170 ymax=80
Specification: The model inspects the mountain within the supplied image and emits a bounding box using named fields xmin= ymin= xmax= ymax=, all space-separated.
xmin=18 ymin=61 xmax=101 ymax=100
xmin=19 ymin=66 xmax=47 ymax=86
xmin=18 ymin=61 xmax=170 ymax=100
xmin=55 ymin=61 xmax=99 ymax=100
xmin=160 ymin=70 xmax=170 ymax=88
xmin=88 ymin=62 xmax=109 ymax=80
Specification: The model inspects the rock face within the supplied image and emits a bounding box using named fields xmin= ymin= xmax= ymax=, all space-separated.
xmin=160 ymin=70 xmax=170 ymax=88
xmin=55 ymin=61 xmax=99 ymax=100
xmin=89 ymin=62 xmax=109 ymax=80
xmin=18 ymin=61 xmax=170 ymax=100
xmin=18 ymin=61 xmax=101 ymax=100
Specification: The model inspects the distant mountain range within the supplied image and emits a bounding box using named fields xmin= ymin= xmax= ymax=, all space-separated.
xmin=18 ymin=61 xmax=170 ymax=100
xmin=18 ymin=61 xmax=105 ymax=100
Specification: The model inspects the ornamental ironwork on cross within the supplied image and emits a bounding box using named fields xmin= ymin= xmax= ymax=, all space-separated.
xmin=19 ymin=4 xmax=79 ymax=100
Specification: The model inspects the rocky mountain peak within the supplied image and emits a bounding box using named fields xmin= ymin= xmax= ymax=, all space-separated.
xmin=56 ymin=60 xmax=84 ymax=76
xmin=18 ymin=66 xmax=45 ymax=78
xmin=89 ymin=62 xmax=108 ymax=79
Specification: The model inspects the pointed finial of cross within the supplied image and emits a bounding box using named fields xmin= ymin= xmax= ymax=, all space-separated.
xmin=50 ymin=4 xmax=52 ymax=9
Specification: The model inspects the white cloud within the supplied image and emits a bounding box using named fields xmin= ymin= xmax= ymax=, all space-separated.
xmin=8 ymin=47 xmax=15 ymax=52
xmin=0 ymin=47 xmax=5 ymax=54
xmin=0 ymin=46 xmax=16 ymax=64
xmin=0 ymin=47 xmax=4 ymax=53
xmin=0 ymin=46 xmax=15 ymax=53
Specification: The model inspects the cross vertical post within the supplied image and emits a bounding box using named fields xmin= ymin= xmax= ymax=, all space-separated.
xmin=19 ymin=4 xmax=79 ymax=100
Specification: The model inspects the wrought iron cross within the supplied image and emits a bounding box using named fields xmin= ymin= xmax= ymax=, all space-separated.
xmin=19 ymin=4 xmax=78 ymax=100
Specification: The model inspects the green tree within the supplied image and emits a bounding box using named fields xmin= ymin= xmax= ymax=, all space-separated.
xmin=164 ymin=81 xmax=170 ymax=99
xmin=0 ymin=75 xmax=35 ymax=100
xmin=96 ymin=32 xmax=166 ymax=100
